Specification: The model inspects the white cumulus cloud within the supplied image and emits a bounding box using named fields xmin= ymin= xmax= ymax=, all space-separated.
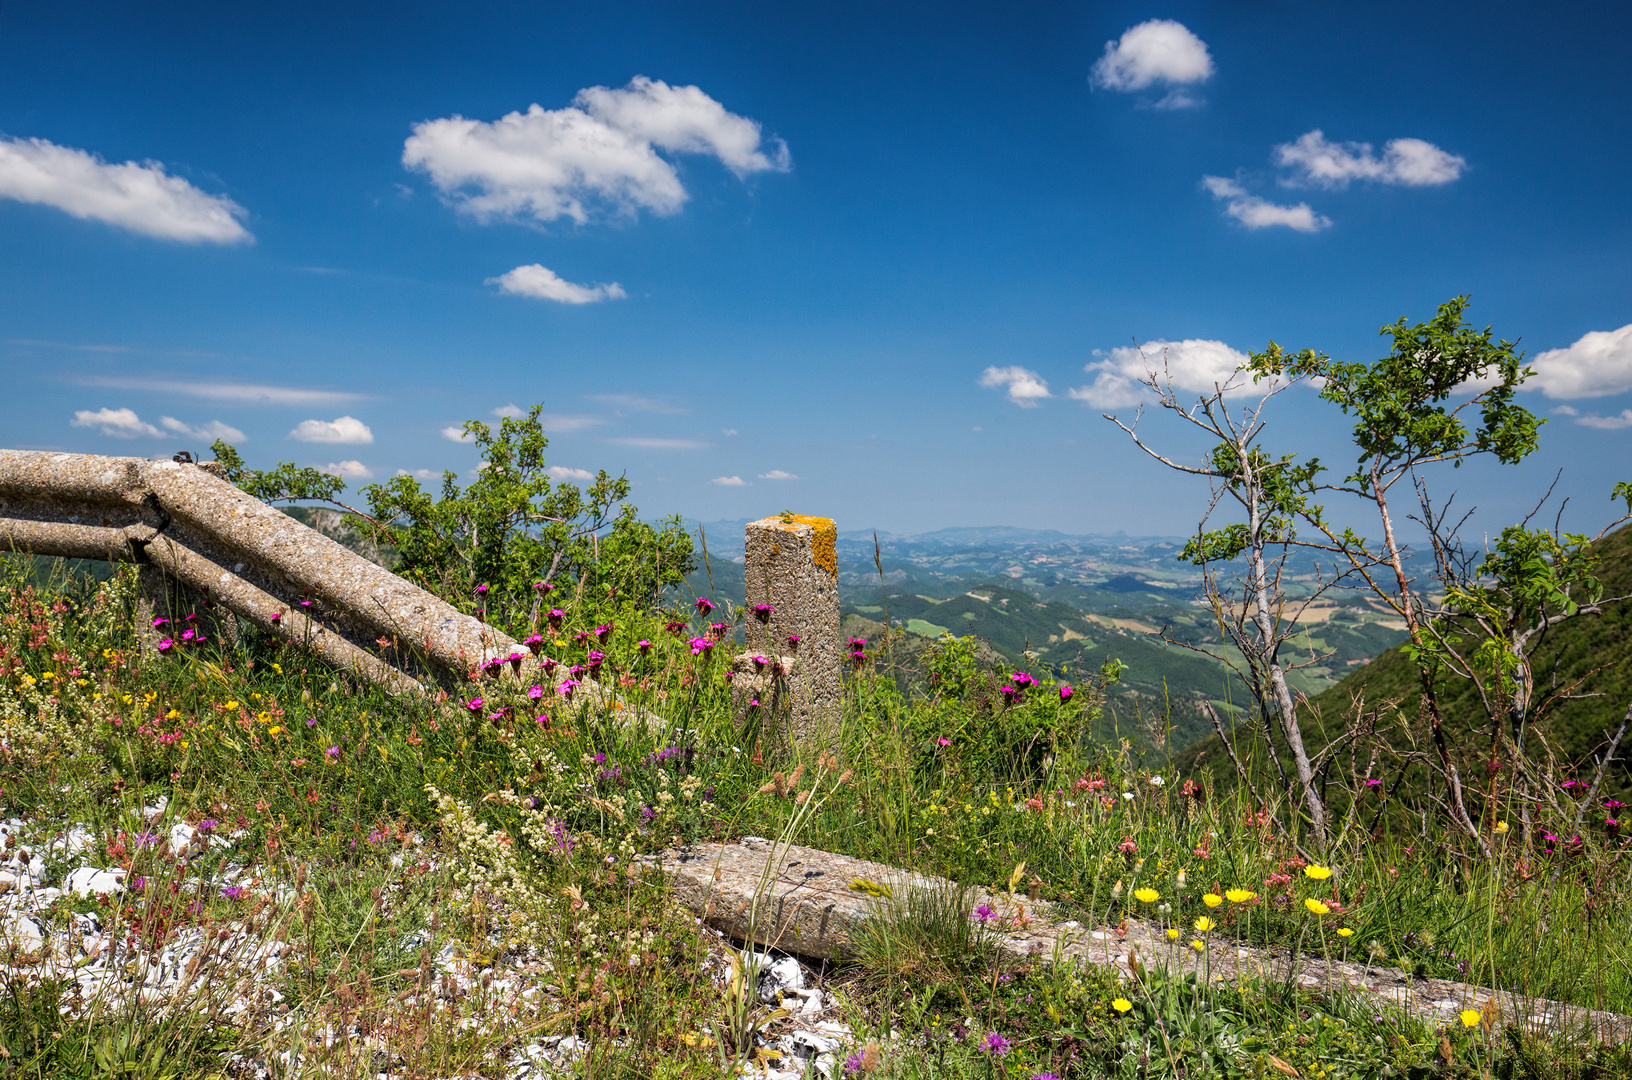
xmin=488 ymin=264 xmax=627 ymax=304
xmin=402 ymin=76 xmax=788 ymax=225
xmin=758 ymin=469 xmax=799 ymax=480
xmin=1069 ymin=339 xmax=1256 ymax=409
xmin=441 ymin=426 xmax=473 ymax=443
xmin=396 ymin=468 xmax=441 ymax=480
xmin=711 ymin=475 xmax=747 ymax=486
xmin=1203 ymin=176 xmax=1330 ymax=233
xmin=492 ymin=404 xmax=527 ymax=418
xmin=161 ymin=416 xmax=246 ymax=442
xmin=1522 ymin=324 xmax=1632 ymax=400
xmin=1275 ymin=130 xmax=1465 ymax=189
xmin=289 ymin=416 xmax=373 ymax=444
xmin=72 ymin=407 xmax=162 ymax=438
xmin=0 ymin=136 xmax=251 ymax=243
xmin=979 ymin=366 xmax=1052 ymax=407
xmin=1091 ymin=19 xmax=1213 ymax=107
xmin=548 ymin=466 xmax=597 ymax=482
xmin=321 ymin=460 xmax=374 ymax=480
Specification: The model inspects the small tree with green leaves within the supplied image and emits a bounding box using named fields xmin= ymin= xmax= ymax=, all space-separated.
xmin=359 ymin=405 xmax=694 ymax=626
xmin=1106 ymin=354 xmax=1346 ymax=850
xmin=1246 ymin=295 xmax=1543 ymax=853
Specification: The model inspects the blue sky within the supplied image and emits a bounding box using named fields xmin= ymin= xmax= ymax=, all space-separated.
xmin=3 ymin=0 xmax=1630 ymax=539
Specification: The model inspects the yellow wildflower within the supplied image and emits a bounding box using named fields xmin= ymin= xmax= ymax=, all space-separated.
xmin=225 ymin=700 xmax=239 ymax=711
xmin=1494 ymin=820 xmax=1509 ymax=834
xmin=166 ymin=709 xmax=180 ymax=720
xmin=1112 ymin=998 xmax=1132 ymax=1013
xmin=1304 ymin=898 xmax=1330 ymax=916
xmin=1304 ymin=865 xmax=1333 ymax=880
xmin=269 ymin=726 xmax=282 ymax=735
xmin=1133 ymin=887 xmax=1159 ymax=903
xmin=1225 ymin=888 xmax=1256 ymax=903
xmin=1190 ymin=939 xmax=1205 ymax=952
xmin=1166 ymin=928 xmax=1180 ymax=940
xmin=1460 ymin=1009 xmax=1481 ymax=1028
xmin=1193 ymin=916 xmax=1215 ymax=932
xmin=1337 ymin=927 xmax=1354 ymax=937
xmin=1202 ymin=893 xmax=1222 ymax=908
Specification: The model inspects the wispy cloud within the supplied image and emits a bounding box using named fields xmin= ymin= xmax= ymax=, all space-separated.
xmin=548 ymin=466 xmax=597 ymax=481
xmin=72 ymin=407 xmax=161 ymax=438
xmin=1276 ymin=130 xmax=1465 ymax=189
xmin=396 ymin=468 xmax=441 ymax=480
xmin=1202 ymin=176 xmax=1330 ymax=233
xmin=488 ymin=264 xmax=626 ymax=304
xmin=70 ymin=407 xmax=242 ymax=441
xmin=0 ymin=135 xmax=252 ymax=243
xmin=161 ymin=416 xmax=245 ymax=442
xmin=978 ymin=365 xmax=1052 ymax=407
xmin=608 ymin=436 xmax=709 ymax=449
xmin=711 ymin=475 xmax=747 ymax=486
xmin=289 ymin=416 xmax=373 ymax=444
xmin=402 ymin=76 xmax=788 ymax=225
xmin=1573 ymin=410 xmax=1632 ymax=430
xmin=758 ymin=469 xmax=799 ymax=480
xmin=588 ymin=393 xmax=685 ymax=414
xmin=79 ymin=376 xmax=369 ymax=407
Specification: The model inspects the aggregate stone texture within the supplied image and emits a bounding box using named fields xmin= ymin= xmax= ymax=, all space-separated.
xmin=649 ymin=838 xmax=1632 ymax=1044
xmin=741 ymin=516 xmax=841 ymax=747
xmin=0 ymin=449 xmax=517 ymax=691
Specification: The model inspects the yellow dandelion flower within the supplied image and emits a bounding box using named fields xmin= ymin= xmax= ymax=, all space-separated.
xmin=1190 ymin=939 xmax=1205 ymax=952
xmin=1112 ymin=998 xmax=1132 ymax=1013
xmin=269 ymin=726 xmax=282 ymax=735
xmin=1225 ymin=888 xmax=1256 ymax=903
xmin=1494 ymin=820 xmax=1509 ymax=834
xmin=1304 ymin=865 xmax=1333 ymax=880
xmin=272 ymin=663 xmax=283 ymax=675
xmin=1166 ymin=928 xmax=1180 ymax=940
xmin=1202 ymin=893 xmax=1223 ymax=907
xmin=1133 ymin=887 xmax=1159 ymax=903
xmin=1460 ymin=1009 xmax=1481 ymax=1028
xmin=1194 ymin=916 xmax=1215 ymax=932
xmin=1304 ymin=898 xmax=1330 ymax=915
xmin=1337 ymin=927 xmax=1354 ymax=937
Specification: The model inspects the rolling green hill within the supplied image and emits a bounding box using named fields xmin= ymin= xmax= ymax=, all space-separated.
xmin=1181 ymin=523 xmax=1632 ymax=795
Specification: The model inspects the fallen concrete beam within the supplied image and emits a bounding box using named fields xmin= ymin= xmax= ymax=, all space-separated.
xmin=0 ymin=449 xmax=518 ymax=691
xmin=648 ymin=838 xmax=1632 ymax=1042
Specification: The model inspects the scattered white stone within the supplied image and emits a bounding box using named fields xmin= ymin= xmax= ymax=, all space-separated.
xmin=65 ymin=867 xmax=126 ymax=896
xmin=142 ymin=796 xmax=169 ymax=822
xmin=0 ymin=914 xmax=44 ymax=953
xmin=168 ymin=822 xmax=197 ymax=857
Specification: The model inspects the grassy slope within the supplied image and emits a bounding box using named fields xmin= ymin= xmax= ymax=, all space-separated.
xmin=1182 ymin=523 xmax=1632 ymax=791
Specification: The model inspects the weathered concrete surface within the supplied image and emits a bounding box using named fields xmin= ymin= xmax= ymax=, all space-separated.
xmin=740 ymin=516 xmax=841 ymax=747
xmin=0 ymin=449 xmax=517 ymax=691
xmin=649 ymin=838 xmax=1632 ymax=1043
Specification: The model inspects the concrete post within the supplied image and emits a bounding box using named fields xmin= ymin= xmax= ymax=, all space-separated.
xmin=733 ymin=514 xmax=841 ymax=748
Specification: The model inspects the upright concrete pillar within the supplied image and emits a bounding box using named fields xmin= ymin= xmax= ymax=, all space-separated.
xmin=733 ymin=515 xmax=841 ymax=749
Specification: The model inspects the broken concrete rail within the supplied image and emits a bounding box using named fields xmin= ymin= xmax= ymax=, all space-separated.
xmin=647 ymin=838 xmax=1632 ymax=1043
xmin=0 ymin=449 xmax=517 ymax=692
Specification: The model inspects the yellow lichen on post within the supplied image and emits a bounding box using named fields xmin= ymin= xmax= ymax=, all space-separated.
xmin=787 ymin=515 xmax=836 ymax=576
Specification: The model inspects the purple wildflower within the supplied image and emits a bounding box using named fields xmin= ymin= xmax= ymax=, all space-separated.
xmin=695 ymin=597 xmax=716 ymax=615
xmin=982 ymin=1032 xmax=1012 ymax=1057
xmin=1059 ymin=684 xmax=1073 ymax=702
xmin=973 ymin=904 xmax=996 ymax=922
xmin=220 ymin=885 xmax=245 ymax=900
xmin=325 ymin=745 xmax=340 ymax=759
xmin=527 ymin=685 xmax=544 ymax=700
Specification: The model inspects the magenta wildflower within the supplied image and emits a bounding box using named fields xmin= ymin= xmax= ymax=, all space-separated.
xmin=508 ymin=650 xmax=526 ymax=672
xmin=151 ymin=617 xmax=169 ymax=628
xmin=197 ymin=819 xmax=218 ymax=832
xmin=527 ymin=685 xmax=544 ymax=700
xmin=270 ymin=612 xmax=281 ymax=623
xmin=558 ymin=678 xmax=580 ymax=699
xmin=220 ymin=885 xmax=245 ymax=900
xmin=752 ymin=603 xmax=775 ymax=619
xmin=534 ymin=580 xmax=553 ymax=592
xmin=541 ymin=657 xmax=558 ymax=675
xmin=688 ymin=637 xmax=713 ymax=656
xmin=132 ymin=831 xmax=160 ymax=849
xmin=786 ymin=633 xmax=802 ymax=648
xmin=465 ymin=697 xmax=485 ymax=713
xmin=937 ymin=736 xmax=951 ymax=747
xmin=637 ymin=639 xmax=652 ymax=653
xmin=595 ymin=624 xmax=613 ymax=643
xmin=696 ymin=597 xmax=716 ymax=615
xmin=709 ymin=621 xmax=730 ymax=640
xmin=1011 ymin=671 xmax=1036 ymax=688
xmin=973 ymin=904 xmax=996 ymax=922
xmin=156 ymin=638 xmax=175 ymax=654
xmin=752 ymin=655 xmax=768 ymax=669
xmin=299 ymin=599 xmax=312 ymax=608
xmin=548 ymin=608 xmax=565 ymax=627
xmin=1059 ymin=684 xmax=1074 ymax=702
xmin=325 ymin=745 xmax=339 ymax=759
xmin=475 ymin=584 xmax=488 ymax=594
xmin=523 ymin=633 xmax=545 ymax=655
xmin=665 ymin=620 xmax=687 ymax=637
xmin=982 ymin=1032 xmax=1012 ymax=1057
